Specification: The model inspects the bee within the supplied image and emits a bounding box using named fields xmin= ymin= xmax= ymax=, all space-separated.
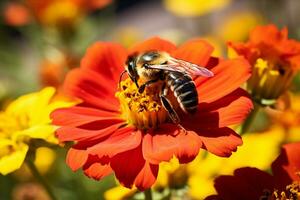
xmin=120 ymin=51 xmax=214 ymax=124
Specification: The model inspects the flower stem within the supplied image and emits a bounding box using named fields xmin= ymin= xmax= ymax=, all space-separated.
xmin=240 ymin=102 xmax=260 ymax=135
xmin=144 ymin=188 xmax=153 ymax=200
xmin=26 ymin=158 xmax=57 ymax=200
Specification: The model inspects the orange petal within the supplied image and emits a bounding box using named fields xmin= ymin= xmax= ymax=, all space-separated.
xmin=272 ymin=142 xmax=300 ymax=188
xmin=66 ymin=148 xmax=88 ymax=171
xmin=128 ymin=37 xmax=176 ymax=55
xmin=142 ymin=124 xmax=202 ymax=164
xmin=87 ymin=128 xmax=142 ymax=158
xmin=83 ymin=162 xmax=112 ymax=180
xmin=134 ymin=161 xmax=159 ymax=191
xmin=81 ymin=42 xmax=128 ymax=84
xmin=171 ymin=38 xmax=214 ymax=67
xmin=56 ymin=122 xmax=124 ymax=142
xmin=4 ymin=2 xmax=31 ymax=26
xmin=82 ymin=155 xmax=112 ymax=180
xmin=195 ymin=57 xmax=251 ymax=103
xmin=51 ymin=106 xmax=121 ymax=127
xmin=184 ymin=89 xmax=253 ymax=129
xmin=196 ymin=127 xmax=242 ymax=157
xmin=110 ymin=144 xmax=158 ymax=190
xmin=249 ymin=24 xmax=287 ymax=45
xmin=64 ymin=68 xmax=120 ymax=112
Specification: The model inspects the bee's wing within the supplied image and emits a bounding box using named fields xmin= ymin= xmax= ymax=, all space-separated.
xmin=146 ymin=64 xmax=185 ymax=73
xmin=147 ymin=58 xmax=214 ymax=77
xmin=169 ymin=58 xmax=214 ymax=77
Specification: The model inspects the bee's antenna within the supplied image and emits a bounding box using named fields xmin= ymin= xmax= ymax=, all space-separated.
xmin=119 ymin=70 xmax=127 ymax=89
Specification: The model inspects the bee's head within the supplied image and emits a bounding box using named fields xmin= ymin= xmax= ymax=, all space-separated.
xmin=125 ymin=55 xmax=139 ymax=88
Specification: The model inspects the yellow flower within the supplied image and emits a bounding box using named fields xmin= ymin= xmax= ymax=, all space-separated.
xmin=217 ymin=11 xmax=264 ymax=42
xmin=202 ymin=36 xmax=224 ymax=57
xmin=0 ymin=87 xmax=74 ymax=175
xmin=268 ymin=94 xmax=300 ymax=128
xmin=154 ymin=157 xmax=184 ymax=190
xmin=13 ymin=147 xmax=56 ymax=180
xmin=41 ymin=1 xmax=81 ymax=27
xmin=267 ymin=94 xmax=300 ymax=142
xmin=104 ymin=186 xmax=137 ymax=200
xmin=188 ymin=127 xmax=284 ymax=199
xmin=163 ymin=0 xmax=231 ymax=17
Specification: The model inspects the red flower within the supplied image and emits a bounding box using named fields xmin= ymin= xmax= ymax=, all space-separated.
xmin=208 ymin=142 xmax=300 ymax=200
xmin=51 ymin=37 xmax=253 ymax=190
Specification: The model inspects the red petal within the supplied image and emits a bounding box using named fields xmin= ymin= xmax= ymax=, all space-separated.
xmin=195 ymin=58 xmax=251 ymax=103
xmin=134 ymin=161 xmax=159 ymax=191
xmin=128 ymin=37 xmax=176 ymax=55
xmin=249 ymin=24 xmax=287 ymax=45
xmin=213 ymin=167 xmax=274 ymax=200
xmin=81 ymin=42 xmax=128 ymax=84
xmin=83 ymin=162 xmax=112 ymax=180
xmin=110 ymin=144 xmax=158 ymax=190
xmin=196 ymin=127 xmax=242 ymax=157
xmin=171 ymin=38 xmax=214 ymax=67
xmin=56 ymin=122 xmax=124 ymax=142
xmin=183 ymin=89 xmax=253 ymax=129
xmin=66 ymin=148 xmax=88 ymax=171
xmin=142 ymin=124 xmax=202 ymax=164
xmin=272 ymin=142 xmax=300 ymax=188
xmin=87 ymin=127 xmax=142 ymax=158
xmin=64 ymin=68 xmax=120 ymax=112
xmin=51 ymin=106 xmax=121 ymax=127
xmin=83 ymin=155 xmax=112 ymax=180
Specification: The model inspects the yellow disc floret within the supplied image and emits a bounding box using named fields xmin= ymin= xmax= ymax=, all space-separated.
xmin=116 ymin=78 xmax=168 ymax=130
xmin=247 ymin=58 xmax=295 ymax=106
xmin=261 ymin=181 xmax=300 ymax=200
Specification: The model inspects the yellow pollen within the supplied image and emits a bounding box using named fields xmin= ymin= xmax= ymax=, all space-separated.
xmin=247 ymin=58 xmax=295 ymax=106
xmin=267 ymin=181 xmax=300 ymax=200
xmin=115 ymin=78 xmax=168 ymax=130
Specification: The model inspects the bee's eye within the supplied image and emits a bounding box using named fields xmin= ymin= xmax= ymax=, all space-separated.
xmin=143 ymin=63 xmax=149 ymax=69
xmin=141 ymin=51 xmax=159 ymax=62
xmin=127 ymin=61 xmax=134 ymax=74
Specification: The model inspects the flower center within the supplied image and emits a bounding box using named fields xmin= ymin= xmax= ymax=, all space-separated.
xmin=116 ymin=78 xmax=169 ymax=130
xmin=260 ymin=181 xmax=300 ymax=200
xmin=247 ymin=58 xmax=294 ymax=106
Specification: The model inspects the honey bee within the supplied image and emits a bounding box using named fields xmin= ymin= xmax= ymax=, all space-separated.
xmin=120 ymin=51 xmax=214 ymax=124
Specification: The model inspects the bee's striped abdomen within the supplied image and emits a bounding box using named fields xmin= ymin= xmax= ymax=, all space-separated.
xmin=166 ymin=72 xmax=198 ymax=113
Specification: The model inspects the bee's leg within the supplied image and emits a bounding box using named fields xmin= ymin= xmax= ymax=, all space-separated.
xmin=138 ymin=79 xmax=159 ymax=93
xmin=159 ymin=83 xmax=180 ymax=124
xmin=160 ymin=83 xmax=187 ymax=133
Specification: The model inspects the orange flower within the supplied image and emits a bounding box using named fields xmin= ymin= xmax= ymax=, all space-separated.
xmin=3 ymin=2 xmax=31 ymax=26
xmin=229 ymin=25 xmax=300 ymax=105
xmin=39 ymin=50 xmax=79 ymax=88
xmin=208 ymin=142 xmax=300 ymax=200
xmin=3 ymin=0 xmax=111 ymax=27
xmin=51 ymin=37 xmax=252 ymax=190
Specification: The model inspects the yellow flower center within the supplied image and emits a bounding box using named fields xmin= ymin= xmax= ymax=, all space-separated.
xmin=247 ymin=58 xmax=295 ymax=106
xmin=116 ymin=78 xmax=170 ymax=130
xmin=260 ymin=181 xmax=300 ymax=200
